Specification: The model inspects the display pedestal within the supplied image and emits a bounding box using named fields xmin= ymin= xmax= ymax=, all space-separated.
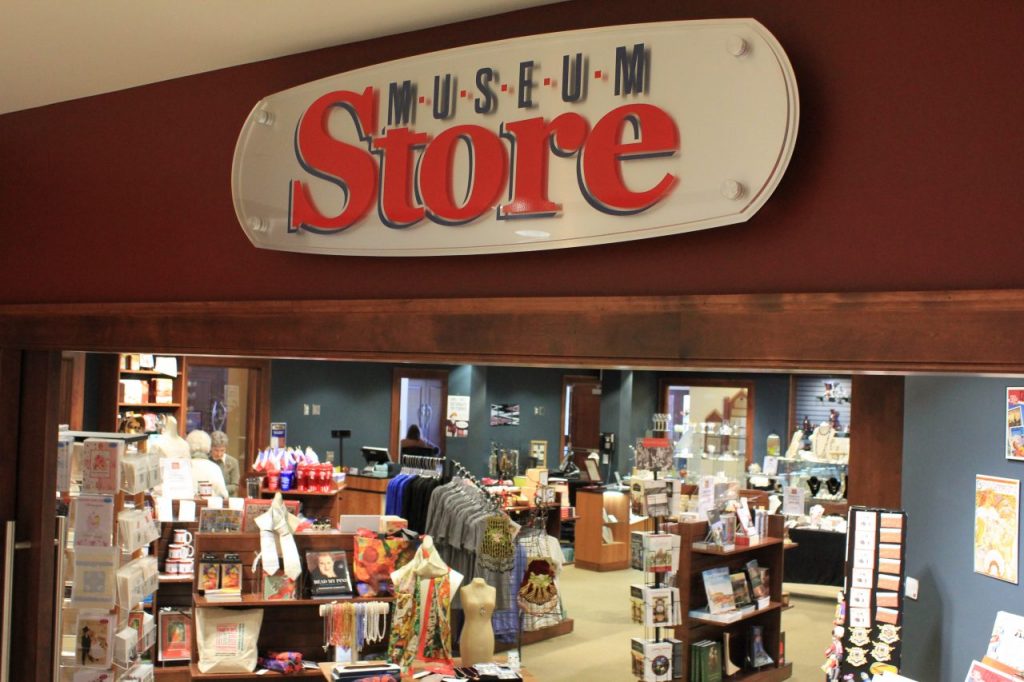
xmin=574 ymin=489 xmax=630 ymax=571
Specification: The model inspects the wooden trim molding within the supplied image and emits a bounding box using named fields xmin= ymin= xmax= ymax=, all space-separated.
xmin=2 ymin=289 xmax=1024 ymax=372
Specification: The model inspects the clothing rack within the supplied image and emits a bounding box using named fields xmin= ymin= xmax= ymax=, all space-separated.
xmin=445 ymin=457 xmax=504 ymax=512
xmin=399 ymin=453 xmax=446 ymax=477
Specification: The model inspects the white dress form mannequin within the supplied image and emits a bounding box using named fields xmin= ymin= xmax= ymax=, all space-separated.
xmin=459 ymin=578 xmax=495 ymax=666
xmin=155 ymin=416 xmax=191 ymax=460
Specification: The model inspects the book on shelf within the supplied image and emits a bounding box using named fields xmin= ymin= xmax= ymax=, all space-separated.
xmin=688 ymin=607 xmax=745 ymax=624
xmin=730 ymin=572 xmax=755 ymax=610
xmin=702 ymin=566 xmax=736 ymax=615
xmin=306 ymin=550 xmax=353 ymax=598
xmin=690 ymin=640 xmax=723 ymax=682
xmin=745 ymin=559 xmax=769 ymax=600
xmin=985 ymin=610 xmax=1024 ymax=677
xmin=202 ymin=588 xmax=242 ymax=603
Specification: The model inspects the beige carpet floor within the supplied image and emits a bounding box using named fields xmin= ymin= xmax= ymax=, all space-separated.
xmin=518 ymin=565 xmax=834 ymax=681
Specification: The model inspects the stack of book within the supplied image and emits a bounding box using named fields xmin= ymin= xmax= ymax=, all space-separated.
xmin=689 ymin=640 xmax=723 ymax=682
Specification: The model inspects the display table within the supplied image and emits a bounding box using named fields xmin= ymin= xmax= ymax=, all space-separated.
xmin=784 ymin=527 xmax=846 ymax=586
xmin=318 ymin=658 xmax=537 ymax=681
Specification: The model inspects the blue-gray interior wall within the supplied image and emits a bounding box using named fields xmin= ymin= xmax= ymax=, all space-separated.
xmin=269 ymin=360 xmax=790 ymax=480
xmin=902 ymin=376 xmax=1024 ymax=682
xmin=269 ymin=359 xmax=394 ymax=465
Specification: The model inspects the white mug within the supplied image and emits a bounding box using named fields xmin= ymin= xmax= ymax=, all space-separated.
xmin=165 ymin=559 xmax=181 ymax=574
xmin=168 ymin=543 xmax=194 ymax=560
xmin=172 ymin=529 xmax=193 ymax=545
xmin=198 ymin=480 xmax=213 ymax=496
xmin=178 ymin=558 xmax=194 ymax=574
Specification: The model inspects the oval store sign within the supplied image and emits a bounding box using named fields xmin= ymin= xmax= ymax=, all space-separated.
xmin=231 ymin=19 xmax=798 ymax=257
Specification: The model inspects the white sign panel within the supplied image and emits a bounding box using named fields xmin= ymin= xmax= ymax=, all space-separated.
xmin=232 ymin=19 xmax=798 ymax=256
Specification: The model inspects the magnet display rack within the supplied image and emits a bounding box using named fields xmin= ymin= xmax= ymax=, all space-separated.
xmin=672 ymin=515 xmax=793 ymax=681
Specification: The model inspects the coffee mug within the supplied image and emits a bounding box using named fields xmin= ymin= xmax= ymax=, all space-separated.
xmin=168 ymin=543 xmax=194 ymax=560
xmin=198 ymin=480 xmax=214 ymax=497
xmin=178 ymin=558 xmax=194 ymax=574
xmin=172 ymin=529 xmax=193 ymax=545
xmin=165 ymin=559 xmax=181 ymax=574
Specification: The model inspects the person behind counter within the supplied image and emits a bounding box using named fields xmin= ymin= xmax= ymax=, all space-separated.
xmin=399 ymin=424 xmax=439 ymax=454
xmin=209 ymin=430 xmax=240 ymax=496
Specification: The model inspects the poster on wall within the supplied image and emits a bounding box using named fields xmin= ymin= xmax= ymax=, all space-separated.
xmin=974 ymin=475 xmax=1020 ymax=584
xmin=1006 ymin=388 xmax=1024 ymax=460
xmin=490 ymin=404 xmax=520 ymax=426
xmin=446 ymin=395 xmax=470 ymax=438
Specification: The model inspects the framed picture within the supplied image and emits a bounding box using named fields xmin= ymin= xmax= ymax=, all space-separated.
xmin=75 ymin=611 xmax=113 ymax=669
xmin=198 ymin=507 xmax=243 ymax=533
xmin=305 ymin=550 xmax=353 ymax=597
xmin=242 ymin=498 xmax=300 ymax=533
xmin=1008 ymin=388 xmax=1024 ymax=460
xmin=158 ymin=608 xmax=192 ymax=661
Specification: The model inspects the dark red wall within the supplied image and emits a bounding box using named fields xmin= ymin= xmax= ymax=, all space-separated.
xmin=2 ymin=0 xmax=1022 ymax=304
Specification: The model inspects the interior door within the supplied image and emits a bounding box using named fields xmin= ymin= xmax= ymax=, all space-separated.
xmin=561 ymin=376 xmax=602 ymax=477
xmin=0 ymin=349 xmax=61 ymax=681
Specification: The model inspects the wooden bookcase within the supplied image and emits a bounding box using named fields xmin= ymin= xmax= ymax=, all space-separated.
xmin=106 ymin=353 xmax=188 ymax=433
xmin=189 ymin=531 xmax=391 ymax=679
xmin=672 ymin=515 xmax=793 ymax=682
xmin=259 ymin=485 xmax=342 ymax=526
xmin=574 ymin=488 xmax=631 ymax=571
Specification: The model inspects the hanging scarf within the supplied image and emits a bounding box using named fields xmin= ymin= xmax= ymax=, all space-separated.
xmin=254 ymin=493 xmax=302 ymax=580
xmin=387 ymin=571 xmax=453 ymax=673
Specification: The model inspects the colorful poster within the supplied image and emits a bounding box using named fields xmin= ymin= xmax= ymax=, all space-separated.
xmin=445 ymin=395 xmax=470 ymax=438
xmin=974 ymin=475 xmax=1020 ymax=584
xmin=1007 ymin=388 xmax=1024 ymax=460
xmin=489 ymin=403 xmax=519 ymax=426
xmin=964 ymin=659 xmax=1019 ymax=682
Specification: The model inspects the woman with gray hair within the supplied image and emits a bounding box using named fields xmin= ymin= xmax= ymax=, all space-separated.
xmin=209 ymin=430 xmax=241 ymax=496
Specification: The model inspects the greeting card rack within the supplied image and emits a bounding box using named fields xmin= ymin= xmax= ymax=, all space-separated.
xmin=672 ymin=515 xmax=793 ymax=682
xmin=59 ymin=430 xmax=157 ymax=681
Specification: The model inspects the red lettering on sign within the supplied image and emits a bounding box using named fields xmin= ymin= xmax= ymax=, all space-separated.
xmin=499 ymin=114 xmax=589 ymax=218
xmin=578 ymin=103 xmax=679 ymax=215
xmin=419 ymin=125 xmax=508 ymax=225
xmin=373 ymin=127 xmax=429 ymax=228
xmin=289 ymin=92 xmax=680 ymax=233
xmin=289 ymin=87 xmax=378 ymax=233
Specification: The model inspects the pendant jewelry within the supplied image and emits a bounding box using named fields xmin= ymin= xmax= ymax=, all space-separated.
xmin=848 ymin=627 xmax=871 ymax=647
xmin=846 ymin=647 xmax=868 ymax=667
xmin=808 ymin=476 xmax=822 ymax=497
xmin=876 ymin=624 xmax=901 ymax=644
xmin=826 ymin=477 xmax=841 ymax=496
xmin=871 ymin=641 xmax=893 ymax=662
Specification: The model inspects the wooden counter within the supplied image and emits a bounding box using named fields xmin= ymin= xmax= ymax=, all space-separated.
xmin=338 ymin=474 xmax=389 ymax=515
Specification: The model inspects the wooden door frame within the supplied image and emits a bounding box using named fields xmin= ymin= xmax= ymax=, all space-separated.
xmin=389 ymin=368 xmax=449 ymax=460
xmin=559 ymin=374 xmax=602 ymax=460
xmin=658 ymin=377 xmax=757 ymax=465
xmin=184 ymin=356 xmax=272 ymax=471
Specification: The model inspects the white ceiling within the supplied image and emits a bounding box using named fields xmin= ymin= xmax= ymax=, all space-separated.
xmin=0 ymin=0 xmax=560 ymax=115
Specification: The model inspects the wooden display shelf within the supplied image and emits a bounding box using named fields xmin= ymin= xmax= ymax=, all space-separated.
xmin=194 ymin=593 xmax=394 ymax=608
xmin=191 ymin=663 xmax=325 ymax=679
xmin=726 ymin=662 xmax=793 ymax=681
xmin=574 ymin=488 xmax=631 ymax=571
xmin=692 ymin=537 xmax=783 ymax=555
xmin=119 ymin=402 xmax=181 ymax=408
xmin=158 ymin=573 xmax=194 ymax=583
xmin=689 ymin=601 xmax=783 ymax=627
xmin=262 ymin=486 xmax=339 ymax=497
xmin=120 ymin=368 xmax=175 ymax=376
xmin=154 ymin=664 xmax=191 ymax=681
